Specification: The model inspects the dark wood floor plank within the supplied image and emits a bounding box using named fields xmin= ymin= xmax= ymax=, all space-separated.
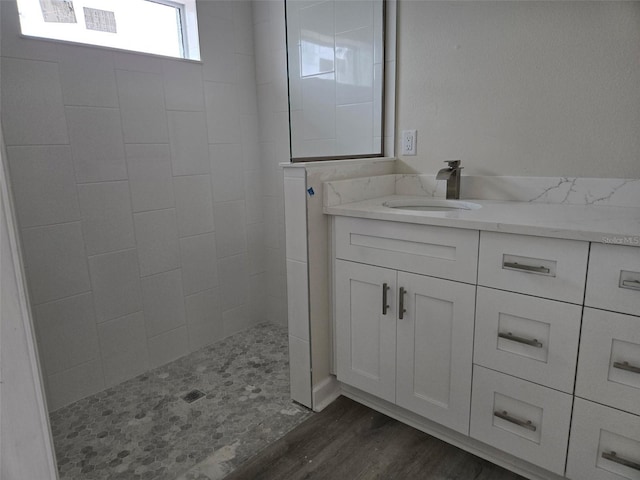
xmin=225 ymin=397 xmax=525 ymax=480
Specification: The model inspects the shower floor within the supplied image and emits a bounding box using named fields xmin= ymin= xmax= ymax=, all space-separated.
xmin=49 ymin=323 xmax=312 ymax=480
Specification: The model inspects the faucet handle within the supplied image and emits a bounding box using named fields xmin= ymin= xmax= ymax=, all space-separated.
xmin=444 ymin=160 xmax=461 ymax=169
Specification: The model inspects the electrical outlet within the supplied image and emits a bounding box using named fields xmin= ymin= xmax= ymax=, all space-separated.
xmin=401 ymin=130 xmax=417 ymax=155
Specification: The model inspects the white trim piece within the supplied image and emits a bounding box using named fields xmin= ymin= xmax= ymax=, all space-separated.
xmin=311 ymin=375 xmax=341 ymax=413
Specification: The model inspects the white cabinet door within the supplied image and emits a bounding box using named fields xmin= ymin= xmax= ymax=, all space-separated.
xmin=396 ymin=271 xmax=476 ymax=434
xmin=335 ymin=259 xmax=397 ymax=403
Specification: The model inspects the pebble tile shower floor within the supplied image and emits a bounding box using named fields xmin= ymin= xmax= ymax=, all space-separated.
xmin=49 ymin=323 xmax=312 ymax=480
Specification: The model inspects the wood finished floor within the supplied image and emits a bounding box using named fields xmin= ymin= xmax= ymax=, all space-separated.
xmin=225 ymin=396 xmax=525 ymax=480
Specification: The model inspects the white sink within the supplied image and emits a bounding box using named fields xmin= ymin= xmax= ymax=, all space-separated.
xmin=383 ymin=199 xmax=482 ymax=212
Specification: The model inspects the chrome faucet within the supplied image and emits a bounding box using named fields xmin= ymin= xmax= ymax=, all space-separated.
xmin=436 ymin=160 xmax=463 ymax=200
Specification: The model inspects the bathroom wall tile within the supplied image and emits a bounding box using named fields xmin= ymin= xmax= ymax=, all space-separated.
xmin=264 ymin=197 xmax=281 ymax=250
xmin=0 ymin=57 xmax=68 ymax=145
xmin=33 ymin=293 xmax=99 ymax=377
xmin=97 ymin=312 xmax=149 ymax=387
xmin=7 ymin=146 xmax=80 ymax=228
xmin=219 ymin=254 xmax=249 ymax=312
xmin=210 ymin=144 xmax=244 ymax=203
xmin=65 ymin=106 xmax=127 ymax=183
xmin=167 ymin=111 xmax=210 ymax=176
xmin=0 ymin=0 xmax=60 ymax=61
xmin=267 ymin=292 xmax=286 ymax=326
xmin=247 ymin=272 xmax=267 ymax=323
xmin=335 ymin=0 xmax=373 ymax=34
xmin=89 ymin=249 xmax=142 ymax=323
xmin=335 ymin=27 xmax=374 ymax=106
xmin=244 ymin=169 xmax=264 ymax=224
xmin=113 ymin=51 xmax=164 ymax=74
xmin=173 ymin=175 xmax=215 ymax=237
xmin=21 ymin=222 xmax=90 ymax=304
xmin=116 ymin=69 xmax=168 ymax=144
xmin=134 ymin=208 xmax=180 ymax=277
xmin=214 ymin=201 xmax=247 ymax=258
xmin=46 ymin=359 xmax=105 ymax=411
xmin=246 ymin=222 xmax=266 ymax=275
xmin=185 ymin=288 xmax=223 ymax=351
xmin=147 ymin=326 xmax=189 ymax=368
xmin=235 ymin=54 xmax=258 ymax=116
xmin=223 ymin=304 xmax=252 ymax=337
xmin=162 ymin=60 xmax=205 ymax=111
xmin=57 ymin=45 xmax=118 ymax=107
xmin=77 ymin=181 xmax=135 ymax=256
xmin=199 ymin=15 xmax=236 ymax=83
xmin=288 ymin=335 xmax=312 ymax=407
xmin=283 ymin=176 xmax=307 ymax=262
xmin=299 ymin=1 xmax=334 ymax=76
xmin=179 ymin=232 xmax=219 ymax=295
xmin=125 ymin=144 xmax=175 ymax=212
xmin=286 ymin=259 xmax=309 ymax=342
xmin=141 ymin=269 xmax=186 ymax=338
xmin=233 ymin=2 xmax=254 ymax=55
xmin=204 ymin=82 xmax=240 ymax=143
xmin=301 ymin=73 xmax=335 ymax=140
xmin=336 ymin=102 xmax=374 ymax=155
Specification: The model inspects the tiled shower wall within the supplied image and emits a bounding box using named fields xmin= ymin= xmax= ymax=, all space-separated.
xmin=0 ymin=0 xmax=267 ymax=411
xmin=252 ymin=0 xmax=291 ymax=329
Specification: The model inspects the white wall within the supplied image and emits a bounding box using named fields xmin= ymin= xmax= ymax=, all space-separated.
xmin=1 ymin=0 xmax=266 ymax=410
xmin=395 ymin=1 xmax=640 ymax=178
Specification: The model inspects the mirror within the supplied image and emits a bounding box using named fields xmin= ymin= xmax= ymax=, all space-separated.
xmin=285 ymin=0 xmax=385 ymax=161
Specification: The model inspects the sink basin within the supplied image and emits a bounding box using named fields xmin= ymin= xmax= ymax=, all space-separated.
xmin=383 ymin=199 xmax=482 ymax=212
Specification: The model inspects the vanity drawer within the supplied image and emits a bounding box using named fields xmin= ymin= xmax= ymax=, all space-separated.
xmin=566 ymin=398 xmax=640 ymax=480
xmin=334 ymin=216 xmax=479 ymax=283
xmin=470 ymin=366 xmax=572 ymax=475
xmin=478 ymin=232 xmax=589 ymax=304
xmin=575 ymin=308 xmax=640 ymax=416
xmin=586 ymin=243 xmax=640 ymax=317
xmin=474 ymin=287 xmax=581 ymax=393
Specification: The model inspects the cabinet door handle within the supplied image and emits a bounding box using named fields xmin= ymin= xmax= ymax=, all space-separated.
xmin=621 ymin=279 xmax=640 ymax=291
xmin=498 ymin=332 xmax=543 ymax=348
xmin=382 ymin=283 xmax=390 ymax=315
xmin=398 ymin=287 xmax=406 ymax=320
xmin=613 ymin=361 xmax=640 ymax=375
xmin=494 ymin=410 xmax=537 ymax=432
xmin=503 ymin=261 xmax=550 ymax=275
xmin=602 ymin=451 xmax=640 ymax=471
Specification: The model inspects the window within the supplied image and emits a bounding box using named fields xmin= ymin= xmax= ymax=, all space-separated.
xmin=16 ymin=0 xmax=200 ymax=60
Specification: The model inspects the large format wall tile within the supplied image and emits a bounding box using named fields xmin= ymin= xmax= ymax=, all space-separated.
xmin=65 ymin=106 xmax=127 ymax=183
xmin=89 ymin=249 xmax=142 ymax=323
xmin=210 ymin=143 xmax=244 ymax=203
xmin=0 ymin=57 xmax=68 ymax=145
xmin=46 ymin=359 xmax=105 ymax=411
xmin=125 ymin=144 xmax=175 ymax=213
xmin=213 ymin=200 xmax=247 ymax=258
xmin=173 ymin=175 xmax=215 ymax=237
xmin=185 ymin=288 xmax=223 ymax=351
xmin=97 ymin=312 xmax=149 ymax=387
xmin=6 ymin=146 xmax=80 ymax=228
xmin=167 ymin=111 xmax=210 ymax=176
xmin=33 ymin=293 xmax=99 ymax=377
xmin=162 ymin=60 xmax=205 ymax=112
xmin=179 ymin=232 xmax=219 ymax=295
xmin=116 ymin=69 xmax=168 ymax=144
xmin=21 ymin=222 xmax=91 ymax=304
xmin=134 ymin=208 xmax=180 ymax=277
xmin=147 ymin=326 xmax=189 ymax=369
xmin=140 ymin=269 xmax=187 ymax=338
xmin=77 ymin=181 xmax=135 ymax=256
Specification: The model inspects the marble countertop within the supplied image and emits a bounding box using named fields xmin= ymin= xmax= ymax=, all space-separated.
xmin=324 ymin=195 xmax=640 ymax=245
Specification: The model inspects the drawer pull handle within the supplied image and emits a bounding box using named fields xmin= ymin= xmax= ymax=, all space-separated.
xmin=399 ymin=287 xmax=407 ymax=320
xmin=621 ymin=279 xmax=640 ymax=291
xmin=602 ymin=451 xmax=640 ymax=471
xmin=494 ymin=410 xmax=537 ymax=432
xmin=498 ymin=332 xmax=543 ymax=348
xmin=382 ymin=283 xmax=390 ymax=315
xmin=503 ymin=261 xmax=550 ymax=275
xmin=613 ymin=361 xmax=640 ymax=374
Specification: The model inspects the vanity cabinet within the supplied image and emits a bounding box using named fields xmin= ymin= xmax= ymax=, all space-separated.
xmin=330 ymin=213 xmax=640 ymax=480
xmin=334 ymin=217 xmax=478 ymax=434
xmin=567 ymin=244 xmax=640 ymax=480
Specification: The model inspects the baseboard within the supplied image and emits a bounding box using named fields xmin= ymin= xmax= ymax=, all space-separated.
xmin=341 ymin=384 xmax=566 ymax=480
xmin=312 ymin=375 xmax=342 ymax=412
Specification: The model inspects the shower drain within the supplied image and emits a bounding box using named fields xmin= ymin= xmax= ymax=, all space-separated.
xmin=182 ymin=389 xmax=205 ymax=404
